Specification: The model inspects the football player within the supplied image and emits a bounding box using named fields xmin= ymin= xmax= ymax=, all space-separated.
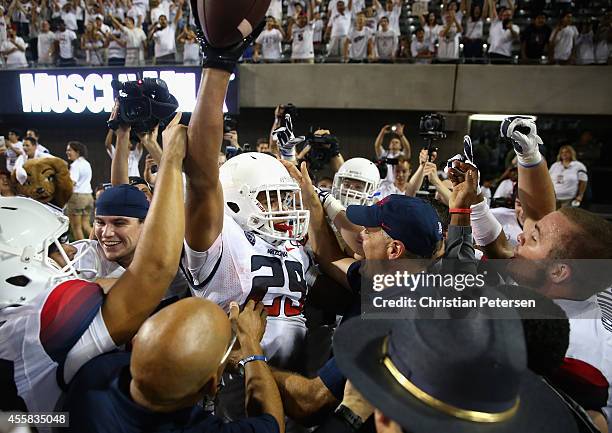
xmin=181 ymin=28 xmax=319 ymax=368
xmin=0 ymin=114 xmax=186 ymax=419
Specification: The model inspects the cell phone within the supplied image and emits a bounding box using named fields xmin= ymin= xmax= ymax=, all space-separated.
xmin=391 ymin=125 xmax=397 ymax=132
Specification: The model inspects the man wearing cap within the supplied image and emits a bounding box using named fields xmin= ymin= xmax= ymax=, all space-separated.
xmin=333 ymin=312 xmax=582 ymax=433
xmin=271 ymin=163 xmax=481 ymax=427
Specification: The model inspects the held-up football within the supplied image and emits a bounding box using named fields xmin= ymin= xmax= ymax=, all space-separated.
xmin=191 ymin=0 xmax=271 ymax=47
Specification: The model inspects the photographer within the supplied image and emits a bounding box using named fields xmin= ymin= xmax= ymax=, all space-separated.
xmin=488 ymin=6 xmax=520 ymax=63
xmin=374 ymin=123 xmax=411 ymax=183
xmin=376 ymin=148 xmax=437 ymax=199
xmin=297 ymin=128 xmax=344 ymax=173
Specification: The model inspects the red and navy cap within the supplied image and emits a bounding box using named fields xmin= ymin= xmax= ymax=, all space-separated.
xmin=346 ymin=194 xmax=443 ymax=257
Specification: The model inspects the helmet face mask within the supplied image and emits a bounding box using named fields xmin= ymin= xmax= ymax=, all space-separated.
xmin=220 ymin=153 xmax=310 ymax=246
xmin=332 ymin=158 xmax=381 ymax=207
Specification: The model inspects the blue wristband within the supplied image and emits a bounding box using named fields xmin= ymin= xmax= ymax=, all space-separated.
xmin=238 ymin=355 xmax=268 ymax=367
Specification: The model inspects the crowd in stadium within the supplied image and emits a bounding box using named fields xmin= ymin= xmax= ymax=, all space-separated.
xmin=1 ymin=8 xmax=612 ymax=433
xmin=0 ymin=0 xmax=610 ymax=67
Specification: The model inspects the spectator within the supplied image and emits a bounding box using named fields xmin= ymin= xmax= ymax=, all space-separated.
xmin=409 ymin=29 xmax=431 ymax=62
xmin=420 ymin=12 xmax=443 ymax=52
xmin=437 ymin=2 xmax=462 ymax=61
xmin=149 ymin=0 xmax=169 ymax=25
xmin=317 ymin=176 xmax=333 ymax=191
xmin=105 ymin=129 xmax=144 ymax=177
xmin=266 ymin=0 xmax=283 ymax=22
xmin=94 ymin=15 xmax=111 ymax=36
xmin=462 ymin=4 xmax=484 ymax=62
xmin=521 ymin=12 xmax=552 ymax=63
xmin=0 ymin=6 xmax=7 ymax=48
xmin=81 ymin=21 xmax=106 ymax=65
xmin=343 ymin=12 xmax=373 ymax=63
xmin=60 ymin=2 xmax=78 ymax=32
xmin=25 ymin=129 xmax=49 ymax=153
xmin=488 ymin=6 xmax=519 ymax=63
xmin=493 ymin=165 xmax=517 ymax=201
xmin=8 ymin=0 xmax=33 ymax=38
xmin=54 ymin=20 xmax=77 ymax=66
xmin=325 ymin=0 xmax=351 ymax=60
xmin=127 ymin=0 xmax=145 ymax=28
xmin=62 ymin=298 xmax=284 ymax=433
xmin=178 ymin=24 xmax=200 ymax=65
xmin=312 ymin=11 xmax=325 ymax=54
xmin=373 ymin=16 xmax=397 ymax=62
xmin=549 ymin=145 xmax=588 ymax=209
xmin=575 ymin=21 xmax=595 ymax=65
xmin=254 ymin=16 xmax=284 ymax=63
xmin=107 ymin=19 xmax=127 ymax=66
xmin=0 ymin=169 xmax=16 ymax=197
xmin=4 ymin=129 xmax=23 ymax=172
xmin=363 ymin=4 xmax=378 ymax=30
xmin=65 ymin=140 xmax=93 ymax=240
xmin=148 ymin=1 xmax=183 ymax=65
xmin=0 ymin=27 xmax=28 ymax=67
xmin=594 ymin=11 xmax=610 ymax=64
xmin=109 ymin=15 xmax=147 ymax=66
xmin=375 ymin=155 xmax=412 ymax=198
xmin=288 ymin=12 xmax=315 ymax=63
xmin=36 ymin=19 xmax=55 ymax=65
xmin=374 ymin=123 xmax=411 ymax=183
xmin=549 ymin=11 xmax=578 ymax=64
xmin=375 ymin=0 xmax=402 ymax=36
xmin=13 ymin=136 xmax=53 ymax=185
xmin=256 ymin=137 xmax=270 ymax=153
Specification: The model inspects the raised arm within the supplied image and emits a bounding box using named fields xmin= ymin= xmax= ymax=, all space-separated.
xmin=395 ymin=123 xmax=411 ymax=160
xmin=110 ymin=126 xmax=130 ymax=186
xmin=173 ymin=0 xmax=183 ymax=26
xmin=102 ymin=113 xmax=186 ymax=344
xmin=374 ymin=125 xmax=390 ymax=158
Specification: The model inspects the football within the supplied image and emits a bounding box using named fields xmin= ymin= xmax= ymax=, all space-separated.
xmin=192 ymin=0 xmax=271 ymax=47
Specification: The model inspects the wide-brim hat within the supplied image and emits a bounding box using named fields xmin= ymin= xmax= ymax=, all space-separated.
xmin=333 ymin=317 xmax=580 ymax=433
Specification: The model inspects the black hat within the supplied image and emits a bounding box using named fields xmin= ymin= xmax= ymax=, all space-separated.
xmin=333 ymin=315 xmax=580 ymax=433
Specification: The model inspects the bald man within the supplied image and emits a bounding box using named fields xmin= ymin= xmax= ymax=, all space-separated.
xmin=63 ymin=298 xmax=285 ymax=433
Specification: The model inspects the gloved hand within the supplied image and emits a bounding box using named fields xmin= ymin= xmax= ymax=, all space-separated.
xmin=272 ymin=114 xmax=305 ymax=160
xmin=198 ymin=20 xmax=265 ymax=73
xmin=445 ymin=135 xmax=481 ymax=194
xmin=500 ymin=116 xmax=543 ymax=167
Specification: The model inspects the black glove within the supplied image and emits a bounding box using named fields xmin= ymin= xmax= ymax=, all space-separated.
xmin=198 ymin=20 xmax=265 ymax=73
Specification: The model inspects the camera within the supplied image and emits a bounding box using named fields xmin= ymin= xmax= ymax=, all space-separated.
xmin=304 ymin=128 xmax=340 ymax=171
xmin=223 ymin=114 xmax=238 ymax=133
xmin=419 ymin=113 xmax=446 ymax=139
xmin=107 ymin=78 xmax=179 ymax=134
xmin=502 ymin=18 xmax=511 ymax=29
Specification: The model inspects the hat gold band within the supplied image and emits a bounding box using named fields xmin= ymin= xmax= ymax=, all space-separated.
xmin=381 ymin=337 xmax=520 ymax=423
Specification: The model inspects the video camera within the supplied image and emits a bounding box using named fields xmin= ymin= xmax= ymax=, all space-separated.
xmin=107 ymin=78 xmax=179 ymax=134
xmin=419 ymin=113 xmax=446 ymax=194
xmin=303 ymin=127 xmax=340 ymax=171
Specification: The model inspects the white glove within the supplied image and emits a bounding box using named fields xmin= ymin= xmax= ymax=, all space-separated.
xmin=272 ymin=114 xmax=305 ymax=161
xmin=500 ymin=116 xmax=543 ymax=167
xmin=445 ymin=135 xmax=481 ymax=194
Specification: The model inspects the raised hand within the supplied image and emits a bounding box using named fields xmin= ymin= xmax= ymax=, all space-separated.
xmin=500 ymin=116 xmax=543 ymax=167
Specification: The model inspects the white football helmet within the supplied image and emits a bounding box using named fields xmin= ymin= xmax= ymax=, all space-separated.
xmin=332 ymin=158 xmax=381 ymax=207
xmin=220 ymin=153 xmax=310 ymax=246
xmin=0 ymin=197 xmax=96 ymax=308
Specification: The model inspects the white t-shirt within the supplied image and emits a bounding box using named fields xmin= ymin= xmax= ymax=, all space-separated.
xmin=376 ymin=180 xmax=407 ymax=199
xmin=437 ymin=22 xmax=460 ymax=59
xmin=347 ymin=26 xmax=372 ymax=60
xmin=493 ymin=179 xmax=514 ymax=199
xmin=255 ymin=28 xmax=283 ymax=60
xmin=55 ymin=29 xmax=77 ymax=59
xmin=0 ymin=15 xmax=8 ymax=44
xmin=106 ymin=145 xmax=143 ymax=177
xmin=424 ymin=24 xmax=443 ymax=48
xmin=551 ymin=25 xmax=578 ymax=61
xmin=411 ymin=38 xmax=432 ymax=63
xmin=488 ymin=19 xmax=520 ymax=57
xmin=313 ymin=19 xmax=324 ymax=43
xmin=153 ymin=24 xmax=176 ymax=58
xmin=5 ymin=141 xmax=24 ymax=172
xmin=127 ymin=5 xmax=145 ymax=27
xmin=107 ymin=29 xmax=127 ymax=59
xmin=61 ymin=10 xmax=78 ymax=31
xmin=375 ymin=28 xmax=397 ymax=59
xmin=575 ymin=31 xmax=594 ymax=65
xmin=465 ymin=18 xmax=483 ymax=40
xmin=69 ymin=156 xmax=93 ymax=194
xmin=490 ymin=206 xmax=522 ymax=247
xmin=329 ymin=11 xmax=351 ymax=38
xmin=37 ymin=31 xmax=56 ymax=64
xmin=291 ymin=24 xmax=314 ymax=59
xmin=123 ymin=26 xmax=146 ymax=49
xmin=1 ymin=37 xmax=28 ymax=67
xmin=549 ymin=160 xmax=588 ymax=200
xmin=183 ymin=40 xmax=200 ymax=63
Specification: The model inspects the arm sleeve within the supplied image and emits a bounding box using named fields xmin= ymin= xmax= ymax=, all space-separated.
xmin=182 ymin=232 xmax=223 ymax=288
xmin=441 ymin=225 xmax=478 ymax=275
xmin=317 ymin=357 xmax=346 ymax=401
xmin=576 ymin=162 xmax=588 ymax=182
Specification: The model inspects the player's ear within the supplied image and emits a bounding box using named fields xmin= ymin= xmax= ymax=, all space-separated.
xmin=388 ymin=240 xmax=405 ymax=260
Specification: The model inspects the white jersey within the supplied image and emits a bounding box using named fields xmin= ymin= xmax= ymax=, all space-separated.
xmin=182 ymin=214 xmax=317 ymax=367
xmin=291 ymin=23 xmax=314 ymax=59
xmin=0 ymin=279 xmax=116 ymax=424
xmin=347 ymin=26 xmax=372 ymax=60
xmin=490 ymin=206 xmax=522 ymax=247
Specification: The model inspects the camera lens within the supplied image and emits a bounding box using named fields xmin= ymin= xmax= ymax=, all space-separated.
xmin=125 ymin=101 xmax=147 ymax=120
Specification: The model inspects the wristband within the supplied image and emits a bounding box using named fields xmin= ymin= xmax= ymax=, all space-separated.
xmin=470 ymin=199 xmax=502 ymax=247
xmin=449 ymin=208 xmax=472 ymax=214
xmin=334 ymin=404 xmax=364 ymax=431
xmin=238 ymin=355 xmax=267 ymax=367
xmin=517 ymin=152 xmax=542 ymax=168
xmin=323 ymin=193 xmax=345 ymax=222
